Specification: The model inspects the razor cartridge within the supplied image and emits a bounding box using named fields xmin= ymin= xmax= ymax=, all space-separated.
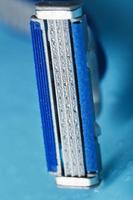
xmin=30 ymin=1 xmax=102 ymax=188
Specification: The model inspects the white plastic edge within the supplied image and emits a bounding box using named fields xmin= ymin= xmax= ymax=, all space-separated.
xmin=36 ymin=8 xmax=82 ymax=20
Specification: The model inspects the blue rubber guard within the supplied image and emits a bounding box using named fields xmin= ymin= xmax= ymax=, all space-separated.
xmin=30 ymin=20 xmax=57 ymax=172
xmin=71 ymin=19 xmax=98 ymax=172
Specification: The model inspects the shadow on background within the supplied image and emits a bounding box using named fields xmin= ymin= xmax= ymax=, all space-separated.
xmin=85 ymin=0 xmax=133 ymax=189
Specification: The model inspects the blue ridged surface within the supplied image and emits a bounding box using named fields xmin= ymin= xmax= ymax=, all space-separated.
xmin=30 ymin=20 xmax=57 ymax=172
xmin=71 ymin=21 xmax=98 ymax=172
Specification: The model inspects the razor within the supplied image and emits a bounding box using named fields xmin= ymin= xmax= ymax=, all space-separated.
xmin=30 ymin=0 xmax=102 ymax=188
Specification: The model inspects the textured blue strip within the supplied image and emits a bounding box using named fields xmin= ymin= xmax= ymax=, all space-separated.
xmin=30 ymin=20 xmax=57 ymax=172
xmin=71 ymin=21 xmax=98 ymax=172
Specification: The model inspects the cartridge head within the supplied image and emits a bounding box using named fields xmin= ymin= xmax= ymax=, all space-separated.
xmin=30 ymin=0 xmax=102 ymax=188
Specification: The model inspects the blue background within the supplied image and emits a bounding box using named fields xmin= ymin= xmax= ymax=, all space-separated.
xmin=0 ymin=0 xmax=133 ymax=199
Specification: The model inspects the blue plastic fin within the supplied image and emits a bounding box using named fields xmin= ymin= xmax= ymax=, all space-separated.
xmin=71 ymin=20 xmax=98 ymax=172
xmin=30 ymin=20 xmax=57 ymax=172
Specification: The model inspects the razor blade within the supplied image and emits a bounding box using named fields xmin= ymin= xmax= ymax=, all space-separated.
xmin=30 ymin=1 xmax=102 ymax=188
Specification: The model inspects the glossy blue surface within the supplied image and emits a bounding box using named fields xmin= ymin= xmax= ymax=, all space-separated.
xmin=71 ymin=21 xmax=98 ymax=172
xmin=30 ymin=21 xmax=57 ymax=172
xmin=0 ymin=0 xmax=133 ymax=198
